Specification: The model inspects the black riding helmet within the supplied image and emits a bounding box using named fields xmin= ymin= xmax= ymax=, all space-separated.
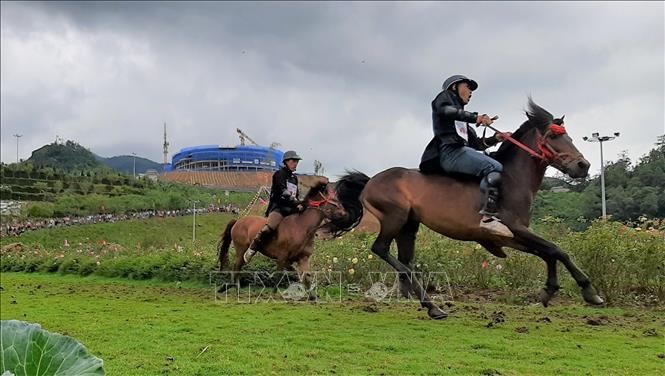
xmin=442 ymin=75 xmax=478 ymax=91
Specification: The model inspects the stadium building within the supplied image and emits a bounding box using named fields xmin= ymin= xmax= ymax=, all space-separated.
xmin=157 ymin=128 xmax=322 ymax=192
xmin=159 ymin=145 xmax=284 ymax=191
xmin=163 ymin=145 xmax=284 ymax=172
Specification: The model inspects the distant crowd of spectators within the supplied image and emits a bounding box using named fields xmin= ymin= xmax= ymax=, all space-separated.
xmin=1 ymin=204 xmax=241 ymax=237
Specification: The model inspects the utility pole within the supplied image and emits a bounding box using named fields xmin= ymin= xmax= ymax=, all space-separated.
xmin=132 ymin=152 xmax=137 ymax=178
xmin=163 ymin=122 xmax=169 ymax=166
xmin=583 ymin=132 xmax=620 ymax=219
xmin=192 ymin=201 xmax=197 ymax=243
xmin=12 ymin=134 xmax=22 ymax=163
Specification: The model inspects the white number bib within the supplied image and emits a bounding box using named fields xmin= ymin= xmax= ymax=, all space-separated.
xmin=454 ymin=121 xmax=469 ymax=141
xmin=286 ymin=182 xmax=298 ymax=199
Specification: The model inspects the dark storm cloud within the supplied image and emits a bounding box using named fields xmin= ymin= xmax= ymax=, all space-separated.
xmin=1 ymin=1 xmax=663 ymax=177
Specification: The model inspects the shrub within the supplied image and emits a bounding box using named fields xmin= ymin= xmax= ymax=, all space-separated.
xmin=25 ymin=202 xmax=55 ymax=218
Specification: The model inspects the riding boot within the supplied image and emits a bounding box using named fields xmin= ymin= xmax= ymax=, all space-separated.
xmin=479 ymin=172 xmax=514 ymax=238
xmin=243 ymin=224 xmax=275 ymax=263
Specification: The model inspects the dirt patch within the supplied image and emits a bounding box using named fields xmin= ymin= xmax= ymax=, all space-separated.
xmin=486 ymin=311 xmax=506 ymax=328
xmin=515 ymin=326 xmax=529 ymax=334
xmin=585 ymin=315 xmax=610 ymax=326
xmin=643 ymin=328 xmax=659 ymax=337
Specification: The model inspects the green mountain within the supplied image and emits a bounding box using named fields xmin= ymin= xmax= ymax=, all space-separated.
xmin=27 ymin=141 xmax=100 ymax=171
xmin=96 ymin=155 xmax=163 ymax=175
xmin=25 ymin=140 xmax=161 ymax=174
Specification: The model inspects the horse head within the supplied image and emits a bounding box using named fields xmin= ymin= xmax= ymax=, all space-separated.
xmin=496 ymin=99 xmax=591 ymax=179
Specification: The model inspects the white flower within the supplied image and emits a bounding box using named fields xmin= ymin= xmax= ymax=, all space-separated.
xmin=332 ymin=257 xmax=338 ymax=264
xmin=348 ymin=268 xmax=355 ymax=275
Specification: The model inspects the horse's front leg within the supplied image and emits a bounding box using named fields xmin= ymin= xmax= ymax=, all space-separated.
xmin=295 ymin=254 xmax=316 ymax=301
xmin=512 ymin=227 xmax=604 ymax=306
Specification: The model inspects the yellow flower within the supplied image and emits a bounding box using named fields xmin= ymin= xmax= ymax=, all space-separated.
xmin=367 ymin=254 xmax=373 ymax=260
xmin=351 ymin=257 xmax=358 ymax=264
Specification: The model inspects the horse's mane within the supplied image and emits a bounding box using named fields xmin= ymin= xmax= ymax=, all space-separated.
xmin=318 ymin=171 xmax=371 ymax=237
xmin=492 ymin=98 xmax=562 ymax=162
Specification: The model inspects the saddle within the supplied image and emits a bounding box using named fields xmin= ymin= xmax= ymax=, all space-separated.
xmin=418 ymin=159 xmax=482 ymax=183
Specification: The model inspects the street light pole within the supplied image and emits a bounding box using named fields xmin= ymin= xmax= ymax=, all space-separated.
xmin=12 ymin=134 xmax=22 ymax=163
xmin=583 ymin=132 xmax=620 ymax=219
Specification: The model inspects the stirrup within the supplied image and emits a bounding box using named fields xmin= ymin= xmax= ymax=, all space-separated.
xmin=243 ymin=248 xmax=258 ymax=263
xmin=479 ymin=216 xmax=514 ymax=238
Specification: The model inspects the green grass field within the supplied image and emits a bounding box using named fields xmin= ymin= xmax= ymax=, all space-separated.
xmin=1 ymin=272 xmax=663 ymax=375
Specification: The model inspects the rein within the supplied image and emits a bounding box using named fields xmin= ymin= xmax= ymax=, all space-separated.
xmin=482 ymin=123 xmax=568 ymax=165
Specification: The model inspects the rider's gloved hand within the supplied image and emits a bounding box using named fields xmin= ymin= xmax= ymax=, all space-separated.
xmin=476 ymin=114 xmax=494 ymax=127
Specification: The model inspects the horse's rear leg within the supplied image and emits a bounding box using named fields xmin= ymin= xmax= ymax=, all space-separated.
xmin=371 ymin=214 xmax=446 ymax=319
xmin=218 ymin=242 xmax=246 ymax=293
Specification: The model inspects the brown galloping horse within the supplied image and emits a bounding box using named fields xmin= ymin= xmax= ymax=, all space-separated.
xmin=328 ymin=99 xmax=605 ymax=319
xmin=216 ymin=180 xmax=349 ymax=297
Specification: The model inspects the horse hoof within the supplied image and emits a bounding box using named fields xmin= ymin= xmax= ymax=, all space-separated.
xmin=428 ymin=306 xmax=448 ymax=320
xmin=582 ymin=286 xmax=605 ymax=305
xmin=538 ymin=289 xmax=553 ymax=307
xmin=217 ymin=284 xmax=230 ymax=293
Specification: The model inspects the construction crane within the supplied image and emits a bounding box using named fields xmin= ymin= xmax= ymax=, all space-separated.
xmin=163 ymin=123 xmax=169 ymax=165
xmin=236 ymin=128 xmax=259 ymax=146
xmin=269 ymin=142 xmax=281 ymax=149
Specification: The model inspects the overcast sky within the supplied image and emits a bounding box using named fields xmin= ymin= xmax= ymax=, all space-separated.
xmin=1 ymin=1 xmax=663 ymax=177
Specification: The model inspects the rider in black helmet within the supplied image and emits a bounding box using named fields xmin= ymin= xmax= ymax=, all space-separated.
xmin=420 ymin=75 xmax=513 ymax=237
xmin=244 ymin=150 xmax=304 ymax=263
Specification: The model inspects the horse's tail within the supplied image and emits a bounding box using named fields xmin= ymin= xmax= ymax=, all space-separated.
xmin=325 ymin=171 xmax=371 ymax=237
xmin=217 ymin=219 xmax=237 ymax=271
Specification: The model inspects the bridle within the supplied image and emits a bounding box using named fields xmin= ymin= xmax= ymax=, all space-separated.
xmin=307 ymin=189 xmax=342 ymax=210
xmin=486 ymin=123 xmax=574 ymax=169
xmin=307 ymin=189 xmax=344 ymax=231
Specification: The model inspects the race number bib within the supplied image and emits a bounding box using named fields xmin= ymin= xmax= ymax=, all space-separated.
xmin=454 ymin=121 xmax=469 ymax=141
xmin=286 ymin=182 xmax=298 ymax=199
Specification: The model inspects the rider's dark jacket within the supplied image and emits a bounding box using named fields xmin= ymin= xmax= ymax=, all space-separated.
xmin=419 ymin=89 xmax=500 ymax=171
xmin=266 ymin=166 xmax=300 ymax=216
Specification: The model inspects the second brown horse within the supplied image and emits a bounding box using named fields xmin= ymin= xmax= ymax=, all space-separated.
xmin=216 ymin=180 xmax=350 ymax=298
